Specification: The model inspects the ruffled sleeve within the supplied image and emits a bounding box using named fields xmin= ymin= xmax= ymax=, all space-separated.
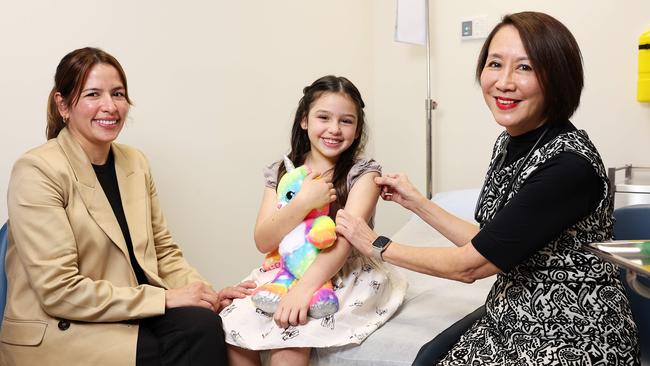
xmin=263 ymin=161 xmax=281 ymax=189
xmin=347 ymin=158 xmax=382 ymax=190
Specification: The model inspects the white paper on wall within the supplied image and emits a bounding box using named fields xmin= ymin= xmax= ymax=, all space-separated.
xmin=395 ymin=0 xmax=427 ymax=46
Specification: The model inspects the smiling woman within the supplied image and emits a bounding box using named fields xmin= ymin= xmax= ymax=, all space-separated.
xmin=1 ymin=47 xmax=255 ymax=366
xmin=46 ymin=49 xmax=132 ymax=139
xmin=55 ymin=63 xmax=130 ymax=164
xmin=335 ymin=12 xmax=640 ymax=365
xmin=479 ymin=25 xmax=546 ymax=136
xmin=475 ymin=11 xmax=584 ymax=136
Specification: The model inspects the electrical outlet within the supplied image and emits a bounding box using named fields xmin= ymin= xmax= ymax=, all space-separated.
xmin=461 ymin=15 xmax=488 ymax=40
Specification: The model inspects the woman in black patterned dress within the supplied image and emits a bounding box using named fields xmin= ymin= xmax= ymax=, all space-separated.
xmin=336 ymin=11 xmax=639 ymax=365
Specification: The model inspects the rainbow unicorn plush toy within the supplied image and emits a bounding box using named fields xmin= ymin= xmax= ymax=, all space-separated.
xmin=251 ymin=156 xmax=339 ymax=319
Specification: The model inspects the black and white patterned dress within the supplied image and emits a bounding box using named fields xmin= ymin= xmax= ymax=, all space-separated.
xmin=440 ymin=129 xmax=640 ymax=365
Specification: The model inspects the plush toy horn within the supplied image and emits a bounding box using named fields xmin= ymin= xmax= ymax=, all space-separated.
xmin=283 ymin=155 xmax=295 ymax=172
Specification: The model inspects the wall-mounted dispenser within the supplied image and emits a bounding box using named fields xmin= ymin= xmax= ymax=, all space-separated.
xmin=638 ymin=29 xmax=650 ymax=102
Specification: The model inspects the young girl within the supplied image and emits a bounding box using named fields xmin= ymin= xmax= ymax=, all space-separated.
xmin=221 ymin=75 xmax=408 ymax=366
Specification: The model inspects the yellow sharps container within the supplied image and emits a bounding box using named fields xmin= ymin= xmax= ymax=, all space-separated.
xmin=638 ymin=29 xmax=650 ymax=102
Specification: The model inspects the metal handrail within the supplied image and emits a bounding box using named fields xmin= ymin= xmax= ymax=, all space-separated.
xmin=627 ymin=270 xmax=650 ymax=299
xmin=607 ymin=165 xmax=650 ymax=206
xmin=584 ymin=243 xmax=650 ymax=299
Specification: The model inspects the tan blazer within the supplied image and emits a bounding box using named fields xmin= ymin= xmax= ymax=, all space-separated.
xmin=0 ymin=128 xmax=208 ymax=365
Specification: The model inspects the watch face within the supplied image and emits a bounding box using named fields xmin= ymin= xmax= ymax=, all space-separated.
xmin=373 ymin=236 xmax=391 ymax=249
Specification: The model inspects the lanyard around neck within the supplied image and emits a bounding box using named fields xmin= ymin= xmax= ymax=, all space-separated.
xmin=474 ymin=125 xmax=550 ymax=222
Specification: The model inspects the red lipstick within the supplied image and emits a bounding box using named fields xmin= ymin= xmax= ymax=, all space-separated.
xmin=495 ymin=96 xmax=520 ymax=110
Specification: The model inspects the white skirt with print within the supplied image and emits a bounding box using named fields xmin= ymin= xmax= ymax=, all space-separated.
xmin=220 ymin=251 xmax=408 ymax=350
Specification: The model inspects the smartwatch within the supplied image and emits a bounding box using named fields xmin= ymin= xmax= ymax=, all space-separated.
xmin=372 ymin=236 xmax=392 ymax=261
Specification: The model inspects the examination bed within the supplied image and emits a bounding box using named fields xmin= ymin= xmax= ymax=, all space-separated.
xmin=310 ymin=189 xmax=496 ymax=365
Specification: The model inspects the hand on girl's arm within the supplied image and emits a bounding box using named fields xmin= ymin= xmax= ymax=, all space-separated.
xmin=375 ymin=172 xmax=479 ymax=247
xmin=272 ymin=173 xmax=380 ymax=328
xmin=301 ymin=171 xmax=379 ymax=280
xmin=374 ymin=173 xmax=427 ymax=211
xmin=334 ymin=209 xmax=377 ymax=257
xmin=336 ymin=211 xmax=500 ymax=283
xmin=217 ymin=280 xmax=257 ymax=311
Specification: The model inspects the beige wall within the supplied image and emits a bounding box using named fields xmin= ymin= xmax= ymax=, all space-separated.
xmin=0 ymin=1 xmax=375 ymax=288
xmin=371 ymin=0 xmax=650 ymax=235
xmin=426 ymin=0 xmax=650 ymax=192
xmin=2 ymin=1 xmax=649 ymax=288
xmin=370 ymin=1 xmax=430 ymax=237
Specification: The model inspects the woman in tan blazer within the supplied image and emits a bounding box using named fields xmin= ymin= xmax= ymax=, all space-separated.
xmin=0 ymin=47 xmax=254 ymax=366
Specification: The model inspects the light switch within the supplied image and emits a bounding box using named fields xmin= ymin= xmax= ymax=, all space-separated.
xmin=461 ymin=15 xmax=488 ymax=41
xmin=462 ymin=20 xmax=473 ymax=37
